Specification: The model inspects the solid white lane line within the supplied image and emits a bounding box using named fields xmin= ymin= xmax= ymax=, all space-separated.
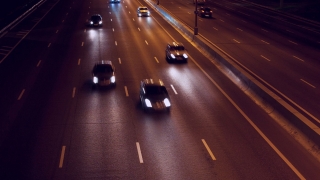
xmin=48 ymin=43 xmax=51 ymax=47
xmin=188 ymin=55 xmax=305 ymax=179
xmin=233 ymin=39 xmax=240 ymax=43
xmin=136 ymin=142 xmax=144 ymax=163
xmin=59 ymin=146 xmax=66 ymax=168
xmin=118 ymin=58 xmax=121 ymax=64
xmin=72 ymin=87 xmax=76 ymax=98
xmin=300 ymin=79 xmax=316 ymax=88
xmin=260 ymin=55 xmax=271 ymax=61
xmin=37 ymin=60 xmax=41 ymax=67
xmin=81 ymin=42 xmax=84 ymax=46
xmin=261 ymin=40 xmax=270 ymax=44
xmin=154 ymin=57 xmax=159 ymax=63
xmin=288 ymin=40 xmax=298 ymax=45
xmin=78 ymin=58 xmax=81 ymax=65
xmin=202 ymin=139 xmax=216 ymax=160
xmin=124 ymin=86 xmax=129 ymax=96
xmin=18 ymin=89 xmax=25 ymax=100
xmin=293 ymin=55 xmax=304 ymax=62
xmin=170 ymin=85 xmax=178 ymax=94
xmin=145 ymin=40 xmax=148 ymax=45
xmin=115 ymin=41 xmax=117 ymax=46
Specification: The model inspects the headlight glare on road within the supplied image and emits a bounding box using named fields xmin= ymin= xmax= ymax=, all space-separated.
xmin=110 ymin=76 xmax=115 ymax=83
xmin=93 ymin=76 xmax=98 ymax=84
xmin=145 ymin=99 xmax=152 ymax=107
xmin=183 ymin=53 xmax=188 ymax=58
xmin=164 ymin=98 xmax=171 ymax=107
xmin=170 ymin=54 xmax=175 ymax=59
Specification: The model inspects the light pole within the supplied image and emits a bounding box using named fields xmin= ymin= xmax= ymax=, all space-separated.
xmin=194 ymin=0 xmax=198 ymax=35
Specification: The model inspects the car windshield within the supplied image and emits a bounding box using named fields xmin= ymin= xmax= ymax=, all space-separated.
xmin=91 ymin=16 xmax=101 ymax=21
xmin=205 ymin=8 xmax=211 ymax=11
xmin=145 ymin=86 xmax=167 ymax=95
xmin=139 ymin=8 xmax=148 ymax=10
xmin=170 ymin=45 xmax=185 ymax=51
xmin=95 ymin=65 xmax=113 ymax=73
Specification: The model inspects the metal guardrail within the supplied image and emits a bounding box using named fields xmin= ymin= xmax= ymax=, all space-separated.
xmin=0 ymin=0 xmax=45 ymax=37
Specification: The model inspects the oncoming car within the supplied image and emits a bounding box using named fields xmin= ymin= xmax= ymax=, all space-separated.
xmin=198 ymin=7 xmax=212 ymax=18
xmin=137 ymin=6 xmax=150 ymax=17
xmin=165 ymin=42 xmax=188 ymax=62
xmin=92 ymin=60 xmax=116 ymax=87
xmin=110 ymin=0 xmax=120 ymax=3
xmin=89 ymin=14 xmax=102 ymax=27
xmin=140 ymin=79 xmax=171 ymax=112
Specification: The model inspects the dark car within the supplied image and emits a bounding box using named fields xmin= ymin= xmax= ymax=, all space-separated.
xmin=110 ymin=0 xmax=120 ymax=3
xmin=89 ymin=14 xmax=103 ymax=26
xmin=165 ymin=42 xmax=188 ymax=62
xmin=92 ymin=60 xmax=116 ymax=87
xmin=137 ymin=6 xmax=150 ymax=17
xmin=140 ymin=79 xmax=171 ymax=112
xmin=198 ymin=7 xmax=212 ymax=18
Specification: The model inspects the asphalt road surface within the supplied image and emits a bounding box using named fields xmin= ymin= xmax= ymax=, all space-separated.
xmin=0 ymin=0 xmax=319 ymax=179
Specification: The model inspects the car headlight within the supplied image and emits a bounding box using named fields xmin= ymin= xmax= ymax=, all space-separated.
xmin=93 ymin=76 xmax=98 ymax=84
xmin=110 ymin=76 xmax=115 ymax=83
xmin=90 ymin=21 xmax=93 ymax=24
xmin=170 ymin=54 xmax=176 ymax=59
xmin=183 ymin=53 xmax=188 ymax=58
xmin=145 ymin=99 xmax=152 ymax=107
xmin=99 ymin=21 xmax=102 ymax=24
xmin=163 ymin=98 xmax=171 ymax=107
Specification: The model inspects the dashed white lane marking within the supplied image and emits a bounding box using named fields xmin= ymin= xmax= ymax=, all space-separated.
xmin=202 ymin=139 xmax=216 ymax=160
xmin=111 ymin=19 xmax=112 ymax=21
xmin=59 ymin=146 xmax=66 ymax=168
xmin=236 ymin=28 xmax=243 ymax=31
xmin=118 ymin=58 xmax=121 ymax=64
xmin=129 ymin=11 xmax=131 ymax=14
xmin=115 ymin=41 xmax=117 ymax=46
xmin=138 ymin=28 xmax=140 ymax=31
xmin=219 ymin=19 xmax=224 ymax=22
xmin=261 ymin=40 xmax=270 ymax=44
xmin=154 ymin=57 xmax=159 ymax=63
xmin=136 ymin=142 xmax=144 ymax=163
xmin=261 ymin=28 xmax=268 ymax=32
xmin=300 ymin=79 xmax=316 ymax=88
xmin=84 ymin=29 xmax=86 ymax=32
xmin=81 ymin=42 xmax=84 ymax=46
xmin=170 ymin=85 xmax=178 ymax=94
xmin=260 ymin=55 xmax=271 ymax=61
xmin=78 ymin=58 xmax=81 ymax=65
xmin=233 ymin=39 xmax=240 ymax=43
xmin=124 ymin=86 xmax=129 ymax=96
xmin=293 ymin=55 xmax=304 ymax=62
xmin=18 ymin=89 xmax=25 ymax=100
xmin=288 ymin=40 xmax=298 ymax=45
xmin=213 ymin=27 xmax=218 ymax=31
xmin=72 ymin=87 xmax=76 ymax=98
xmin=133 ymin=18 xmax=135 ymax=21
xmin=62 ymin=20 xmax=64 ymax=23
xmin=37 ymin=60 xmax=41 ymax=67
xmin=48 ymin=43 xmax=51 ymax=47
xmin=112 ymin=28 xmax=114 ymax=32
xmin=145 ymin=40 xmax=148 ymax=45
xmin=56 ymin=30 xmax=59 ymax=33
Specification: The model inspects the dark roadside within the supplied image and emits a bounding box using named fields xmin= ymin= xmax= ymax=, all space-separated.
xmin=0 ymin=0 xmax=41 ymax=30
xmin=244 ymin=0 xmax=320 ymax=22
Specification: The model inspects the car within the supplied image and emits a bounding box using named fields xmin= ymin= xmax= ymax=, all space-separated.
xmin=165 ymin=42 xmax=188 ymax=62
xmin=110 ymin=0 xmax=120 ymax=3
xmin=89 ymin=14 xmax=103 ymax=26
xmin=137 ymin=6 xmax=150 ymax=17
xmin=92 ymin=60 xmax=116 ymax=87
xmin=198 ymin=7 xmax=212 ymax=18
xmin=139 ymin=79 xmax=171 ymax=112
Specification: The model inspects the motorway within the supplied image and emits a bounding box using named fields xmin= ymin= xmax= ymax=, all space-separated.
xmin=0 ymin=0 xmax=319 ymax=179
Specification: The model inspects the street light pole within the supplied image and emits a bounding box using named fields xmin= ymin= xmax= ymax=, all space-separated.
xmin=194 ymin=0 xmax=198 ymax=35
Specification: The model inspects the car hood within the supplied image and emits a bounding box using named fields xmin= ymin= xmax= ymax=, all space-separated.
xmin=93 ymin=72 xmax=114 ymax=78
xmin=145 ymin=94 xmax=168 ymax=102
xmin=170 ymin=50 xmax=187 ymax=55
xmin=139 ymin=10 xmax=149 ymax=13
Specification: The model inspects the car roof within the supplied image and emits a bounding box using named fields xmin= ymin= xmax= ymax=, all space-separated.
xmin=138 ymin=6 xmax=148 ymax=9
xmin=168 ymin=42 xmax=184 ymax=47
xmin=92 ymin=14 xmax=102 ymax=17
xmin=141 ymin=79 xmax=164 ymax=86
xmin=95 ymin=60 xmax=112 ymax=65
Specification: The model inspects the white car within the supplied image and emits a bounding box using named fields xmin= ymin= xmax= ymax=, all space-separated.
xmin=137 ymin=6 xmax=150 ymax=17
